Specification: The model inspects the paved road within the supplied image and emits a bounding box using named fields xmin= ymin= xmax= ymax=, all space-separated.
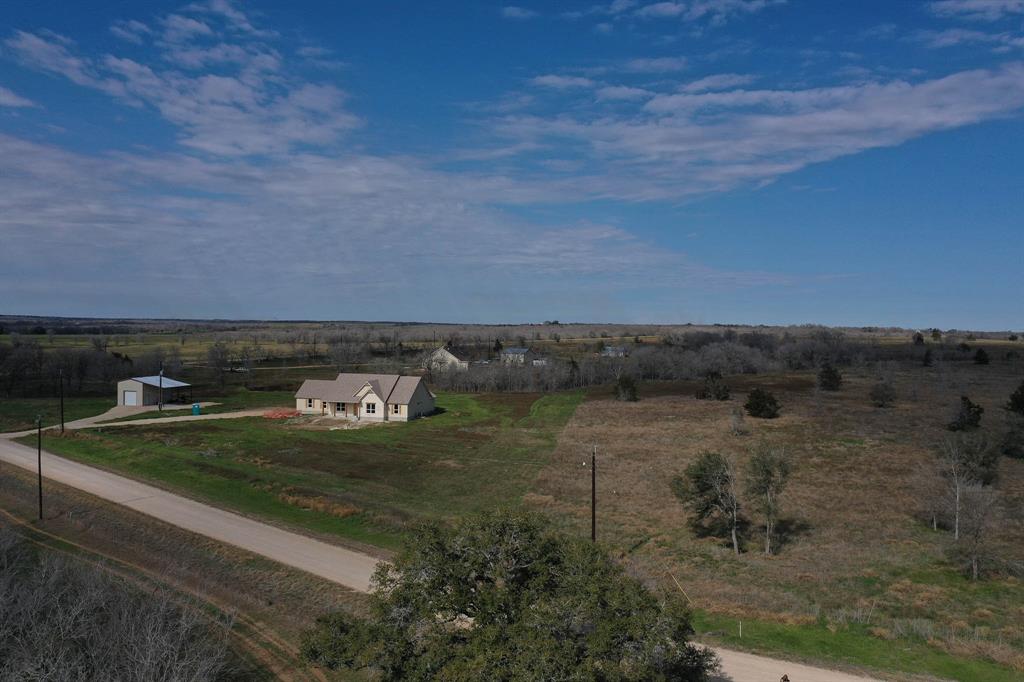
xmin=0 ymin=435 xmax=378 ymax=592
xmin=0 ymin=412 xmax=880 ymax=682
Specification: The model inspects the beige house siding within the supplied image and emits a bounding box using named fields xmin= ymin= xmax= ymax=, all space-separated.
xmin=294 ymin=373 xmax=434 ymax=423
xmin=405 ymin=381 xmax=434 ymax=419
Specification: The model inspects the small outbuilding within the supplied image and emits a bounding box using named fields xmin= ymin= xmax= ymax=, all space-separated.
xmin=116 ymin=375 xmax=191 ymax=407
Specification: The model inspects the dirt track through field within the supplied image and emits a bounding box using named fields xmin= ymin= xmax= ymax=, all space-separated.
xmin=0 ymin=409 xmax=881 ymax=682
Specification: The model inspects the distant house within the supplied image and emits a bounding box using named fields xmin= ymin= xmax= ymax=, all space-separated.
xmin=117 ymin=375 xmax=190 ymax=407
xmin=295 ymin=373 xmax=435 ymax=422
xmin=601 ymin=345 xmax=629 ymax=358
xmin=423 ymin=346 xmax=469 ymax=372
xmin=500 ymin=347 xmax=534 ymax=365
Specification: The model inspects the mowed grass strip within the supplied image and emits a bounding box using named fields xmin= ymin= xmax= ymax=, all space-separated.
xmin=694 ymin=611 xmax=1023 ymax=682
xmin=0 ymin=396 xmax=115 ymax=433
xmin=24 ymin=391 xmax=584 ymax=551
xmin=96 ymin=389 xmax=296 ymax=423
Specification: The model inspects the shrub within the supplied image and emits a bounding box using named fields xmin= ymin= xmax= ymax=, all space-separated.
xmin=958 ymin=342 xmax=972 ymax=353
xmin=817 ymin=362 xmax=843 ymax=391
xmin=948 ymin=396 xmax=984 ymax=431
xmin=614 ymin=374 xmax=638 ymax=402
xmin=1001 ymin=420 xmax=1024 ymax=459
xmin=696 ymin=371 xmax=731 ymax=401
xmin=974 ymin=348 xmax=990 ymax=365
xmin=729 ymin=406 xmax=749 ymax=436
xmin=931 ymin=329 xmax=942 ymax=341
xmin=913 ymin=332 xmax=925 ymax=346
xmin=1009 ymin=334 xmax=1018 ymax=342
xmin=870 ymin=380 xmax=896 ymax=407
xmin=1008 ymin=381 xmax=1024 ymax=417
xmin=744 ymin=388 xmax=780 ymax=419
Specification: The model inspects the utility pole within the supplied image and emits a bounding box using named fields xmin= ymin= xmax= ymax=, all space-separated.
xmin=58 ymin=368 xmax=65 ymax=433
xmin=158 ymin=363 xmax=164 ymax=412
xmin=36 ymin=416 xmax=43 ymax=521
xmin=591 ymin=445 xmax=597 ymax=543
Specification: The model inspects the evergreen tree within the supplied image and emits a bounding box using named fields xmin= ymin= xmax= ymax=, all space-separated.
xmin=744 ymin=388 xmax=780 ymax=419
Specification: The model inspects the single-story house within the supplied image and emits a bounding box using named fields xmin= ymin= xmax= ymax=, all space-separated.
xmin=500 ymin=347 xmax=534 ymax=365
xmin=601 ymin=345 xmax=629 ymax=358
xmin=423 ymin=346 xmax=469 ymax=372
xmin=116 ymin=375 xmax=191 ymax=407
xmin=295 ymin=373 xmax=435 ymax=422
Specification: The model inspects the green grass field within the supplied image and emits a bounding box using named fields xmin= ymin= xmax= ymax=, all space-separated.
xmin=694 ymin=611 xmax=1021 ymax=682
xmin=0 ymin=396 xmax=116 ymax=433
xmin=97 ymin=389 xmax=296 ymax=423
xmin=24 ymin=391 xmax=584 ymax=550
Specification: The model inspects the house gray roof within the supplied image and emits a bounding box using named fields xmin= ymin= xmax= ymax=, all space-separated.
xmin=502 ymin=347 xmax=530 ymax=354
xmin=295 ymin=373 xmax=431 ymax=404
xmin=130 ymin=375 xmax=190 ymax=389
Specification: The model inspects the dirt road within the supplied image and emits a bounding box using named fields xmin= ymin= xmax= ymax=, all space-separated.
xmin=0 ymin=422 xmax=881 ymax=681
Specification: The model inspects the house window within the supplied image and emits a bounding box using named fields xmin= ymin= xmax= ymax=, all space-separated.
xmin=392 ymin=404 xmax=401 ymax=414
xmin=307 ymin=398 xmax=313 ymax=408
xmin=366 ymin=403 xmax=376 ymax=414
xmin=336 ymin=402 xmax=343 ymax=412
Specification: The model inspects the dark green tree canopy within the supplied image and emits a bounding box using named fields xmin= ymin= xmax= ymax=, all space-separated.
xmin=302 ymin=511 xmax=717 ymax=681
xmin=744 ymin=388 xmax=780 ymax=419
xmin=948 ymin=396 xmax=984 ymax=432
xmin=1006 ymin=381 xmax=1024 ymax=417
xmin=816 ymin=363 xmax=843 ymax=391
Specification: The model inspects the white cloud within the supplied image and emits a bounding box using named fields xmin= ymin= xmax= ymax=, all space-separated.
xmin=0 ymin=85 xmax=36 ymax=107
xmin=635 ymin=0 xmax=781 ymax=23
xmin=915 ymin=28 xmax=1024 ymax=50
xmin=0 ymin=6 xmax=790 ymax=320
xmin=623 ymin=56 xmax=688 ymax=72
xmin=635 ymin=2 xmax=686 ymax=18
xmin=596 ymin=85 xmax=653 ymax=101
xmin=490 ymin=63 xmax=1024 ymax=199
xmin=681 ymin=73 xmax=757 ymax=92
xmin=929 ymin=0 xmax=1024 ymax=21
xmin=5 ymin=29 xmax=356 ymax=156
xmin=501 ymin=6 xmax=538 ymax=19
xmin=530 ymin=74 xmax=596 ymax=88
xmin=110 ymin=20 xmax=151 ymax=44
xmin=161 ymin=14 xmax=213 ymax=44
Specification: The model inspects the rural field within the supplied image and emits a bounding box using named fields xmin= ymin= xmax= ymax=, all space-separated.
xmin=26 ymin=391 xmax=583 ymax=550
xmin=532 ymin=364 xmax=1024 ymax=679
xmin=3 ymin=316 xmax=1024 ymax=680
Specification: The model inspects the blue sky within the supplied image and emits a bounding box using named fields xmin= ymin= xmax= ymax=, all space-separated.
xmin=1 ymin=0 xmax=1022 ymax=328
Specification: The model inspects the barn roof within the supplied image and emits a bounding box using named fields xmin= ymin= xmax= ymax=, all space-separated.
xmin=129 ymin=375 xmax=190 ymax=389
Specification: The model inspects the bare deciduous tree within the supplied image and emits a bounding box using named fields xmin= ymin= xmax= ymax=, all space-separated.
xmin=745 ymin=446 xmax=791 ymax=555
xmin=956 ymin=485 xmax=1001 ymax=580
xmin=937 ymin=435 xmax=998 ymax=541
xmin=0 ymin=530 xmax=233 ymax=681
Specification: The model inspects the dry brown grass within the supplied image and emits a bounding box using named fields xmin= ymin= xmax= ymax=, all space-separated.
xmin=531 ymin=361 xmax=1024 ymax=662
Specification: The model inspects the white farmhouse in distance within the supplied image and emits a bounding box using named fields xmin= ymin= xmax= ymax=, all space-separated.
xmin=423 ymin=346 xmax=469 ymax=371
xmin=295 ymin=373 xmax=435 ymax=422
